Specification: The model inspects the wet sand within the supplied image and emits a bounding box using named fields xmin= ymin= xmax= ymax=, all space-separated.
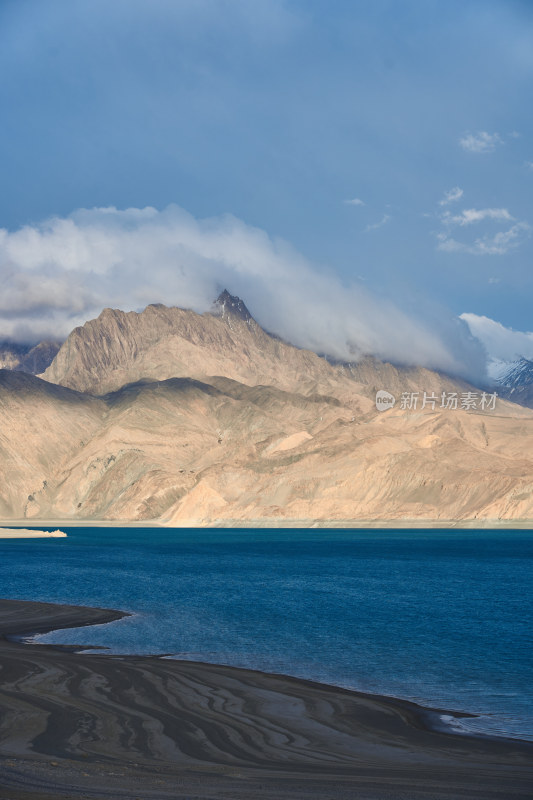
xmin=0 ymin=599 xmax=532 ymax=799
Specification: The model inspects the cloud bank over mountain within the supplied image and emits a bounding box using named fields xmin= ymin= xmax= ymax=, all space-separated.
xmin=0 ymin=205 xmax=486 ymax=380
xmin=461 ymin=313 xmax=533 ymax=364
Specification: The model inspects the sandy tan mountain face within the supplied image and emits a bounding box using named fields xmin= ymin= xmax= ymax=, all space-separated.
xmin=0 ymin=371 xmax=104 ymax=519
xmin=2 ymin=359 xmax=533 ymax=523
xmin=41 ymin=292 xmax=472 ymax=403
xmin=0 ymin=292 xmax=529 ymax=524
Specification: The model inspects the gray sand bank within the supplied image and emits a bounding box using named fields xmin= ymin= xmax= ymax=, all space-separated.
xmin=0 ymin=599 xmax=531 ymax=799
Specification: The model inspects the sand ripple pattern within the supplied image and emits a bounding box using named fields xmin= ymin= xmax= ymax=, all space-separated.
xmin=0 ymin=599 xmax=532 ymax=799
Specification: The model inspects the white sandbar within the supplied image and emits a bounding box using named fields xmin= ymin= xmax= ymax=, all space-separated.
xmin=0 ymin=528 xmax=67 ymax=539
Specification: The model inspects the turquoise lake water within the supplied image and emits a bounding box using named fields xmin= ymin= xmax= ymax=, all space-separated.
xmin=0 ymin=528 xmax=532 ymax=741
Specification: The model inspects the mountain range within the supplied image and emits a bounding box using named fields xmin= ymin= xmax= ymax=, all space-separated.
xmin=1 ymin=292 xmax=533 ymax=525
xmin=497 ymin=357 xmax=533 ymax=409
xmin=0 ymin=340 xmax=60 ymax=375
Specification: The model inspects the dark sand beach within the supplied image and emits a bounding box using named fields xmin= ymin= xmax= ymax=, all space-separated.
xmin=0 ymin=599 xmax=532 ymax=799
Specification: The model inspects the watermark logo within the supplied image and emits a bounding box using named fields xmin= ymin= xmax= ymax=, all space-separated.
xmin=375 ymin=389 xmax=498 ymax=412
xmin=375 ymin=390 xmax=396 ymax=412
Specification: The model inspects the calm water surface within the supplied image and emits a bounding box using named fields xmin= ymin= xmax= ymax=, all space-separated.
xmin=0 ymin=528 xmax=531 ymax=740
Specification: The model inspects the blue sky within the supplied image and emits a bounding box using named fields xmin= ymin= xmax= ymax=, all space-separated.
xmin=0 ymin=0 xmax=532 ymax=374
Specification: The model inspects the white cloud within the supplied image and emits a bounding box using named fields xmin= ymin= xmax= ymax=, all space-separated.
xmin=473 ymin=222 xmax=531 ymax=255
xmin=437 ymin=221 xmax=531 ymax=255
xmin=442 ymin=207 xmax=513 ymax=226
xmin=344 ymin=198 xmax=365 ymax=206
xmin=459 ymin=131 xmax=503 ymax=153
xmin=435 ymin=198 xmax=530 ymax=256
xmin=461 ymin=313 xmax=533 ymax=362
xmin=365 ymin=214 xmax=390 ymax=232
xmin=439 ymin=187 xmax=464 ymax=206
xmin=0 ymin=204 xmax=484 ymax=380
xmin=525 ymin=161 xmax=533 ymax=171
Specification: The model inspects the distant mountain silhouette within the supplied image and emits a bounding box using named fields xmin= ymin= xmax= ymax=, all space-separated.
xmin=498 ymin=357 xmax=533 ymax=409
xmin=0 ymin=340 xmax=60 ymax=374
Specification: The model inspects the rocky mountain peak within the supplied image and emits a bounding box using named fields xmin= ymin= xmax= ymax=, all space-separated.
xmin=212 ymin=289 xmax=253 ymax=321
xmin=496 ymin=357 xmax=533 ymax=409
xmin=501 ymin=357 xmax=533 ymax=389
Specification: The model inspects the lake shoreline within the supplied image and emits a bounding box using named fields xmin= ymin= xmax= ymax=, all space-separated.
xmin=2 ymin=518 xmax=533 ymax=529
xmin=0 ymin=598 xmax=532 ymax=799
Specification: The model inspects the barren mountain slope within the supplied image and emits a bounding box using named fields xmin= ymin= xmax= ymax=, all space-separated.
xmin=0 ymin=343 xmax=27 ymax=370
xmin=0 ymin=371 xmax=104 ymax=518
xmin=0 ymin=340 xmax=60 ymax=374
xmin=41 ymin=300 xmax=341 ymax=395
xmin=41 ymin=294 xmax=475 ymax=401
xmin=2 ymin=370 xmax=533 ymax=524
